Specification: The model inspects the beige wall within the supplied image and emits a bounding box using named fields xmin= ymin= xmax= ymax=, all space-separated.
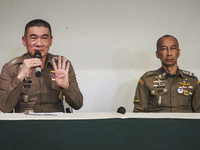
xmin=1 ymin=0 xmax=200 ymax=112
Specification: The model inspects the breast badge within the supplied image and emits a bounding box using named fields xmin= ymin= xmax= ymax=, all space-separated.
xmin=52 ymin=75 xmax=56 ymax=81
xmin=152 ymin=78 xmax=166 ymax=94
xmin=23 ymin=77 xmax=32 ymax=89
xmin=178 ymin=78 xmax=193 ymax=96
xmin=50 ymin=71 xmax=56 ymax=81
xmin=23 ymin=95 xmax=28 ymax=103
xmin=177 ymin=88 xmax=184 ymax=94
xmin=179 ymin=78 xmax=190 ymax=86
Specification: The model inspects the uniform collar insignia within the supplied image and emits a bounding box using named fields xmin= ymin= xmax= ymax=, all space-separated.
xmin=11 ymin=59 xmax=17 ymax=63
xmin=158 ymin=67 xmax=168 ymax=79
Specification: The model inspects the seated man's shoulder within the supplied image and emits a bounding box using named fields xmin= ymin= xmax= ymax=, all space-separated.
xmin=180 ymin=69 xmax=199 ymax=86
xmin=142 ymin=69 xmax=160 ymax=79
xmin=137 ymin=69 xmax=160 ymax=86
xmin=6 ymin=54 xmax=26 ymax=67
xmin=180 ymin=69 xmax=197 ymax=79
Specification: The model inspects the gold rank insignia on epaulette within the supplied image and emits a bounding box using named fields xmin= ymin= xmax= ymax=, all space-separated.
xmin=59 ymin=91 xmax=63 ymax=100
xmin=197 ymin=80 xmax=199 ymax=85
xmin=138 ymin=79 xmax=144 ymax=85
xmin=133 ymin=100 xmax=140 ymax=103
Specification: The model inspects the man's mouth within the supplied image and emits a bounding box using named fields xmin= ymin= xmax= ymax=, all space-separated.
xmin=166 ymin=59 xmax=173 ymax=62
xmin=34 ymin=50 xmax=42 ymax=52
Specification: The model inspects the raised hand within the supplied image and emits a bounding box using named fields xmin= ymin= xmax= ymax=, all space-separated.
xmin=52 ymin=55 xmax=70 ymax=89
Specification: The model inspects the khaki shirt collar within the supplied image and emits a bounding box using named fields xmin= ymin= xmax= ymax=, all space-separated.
xmin=46 ymin=53 xmax=56 ymax=66
xmin=157 ymin=66 xmax=183 ymax=80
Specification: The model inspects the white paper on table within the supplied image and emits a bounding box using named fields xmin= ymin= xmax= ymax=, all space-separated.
xmin=28 ymin=112 xmax=64 ymax=116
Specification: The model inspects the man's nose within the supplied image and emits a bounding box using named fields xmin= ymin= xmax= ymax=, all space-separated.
xmin=167 ymin=49 xmax=172 ymax=56
xmin=35 ymin=38 xmax=42 ymax=46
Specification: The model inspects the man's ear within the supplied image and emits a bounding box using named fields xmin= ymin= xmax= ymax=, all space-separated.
xmin=50 ymin=36 xmax=53 ymax=46
xmin=22 ymin=36 xmax=26 ymax=46
xmin=156 ymin=50 xmax=160 ymax=59
xmin=178 ymin=49 xmax=180 ymax=57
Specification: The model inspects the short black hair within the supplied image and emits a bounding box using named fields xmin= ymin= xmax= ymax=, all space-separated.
xmin=24 ymin=19 xmax=52 ymax=37
xmin=156 ymin=35 xmax=179 ymax=50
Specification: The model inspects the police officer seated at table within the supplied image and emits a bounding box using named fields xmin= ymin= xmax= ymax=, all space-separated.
xmin=0 ymin=19 xmax=83 ymax=113
xmin=133 ymin=35 xmax=200 ymax=112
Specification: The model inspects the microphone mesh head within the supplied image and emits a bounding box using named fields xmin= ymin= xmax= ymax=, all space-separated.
xmin=34 ymin=51 xmax=41 ymax=58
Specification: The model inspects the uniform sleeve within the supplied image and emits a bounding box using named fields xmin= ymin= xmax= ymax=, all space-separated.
xmin=133 ymin=78 xmax=149 ymax=112
xmin=62 ymin=63 xmax=83 ymax=110
xmin=0 ymin=64 xmax=24 ymax=112
xmin=192 ymin=79 xmax=200 ymax=112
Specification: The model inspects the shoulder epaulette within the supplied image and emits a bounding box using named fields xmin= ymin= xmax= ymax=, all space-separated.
xmin=142 ymin=69 xmax=160 ymax=78
xmin=7 ymin=57 xmax=23 ymax=67
xmin=6 ymin=53 xmax=29 ymax=67
xmin=180 ymin=70 xmax=196 ymax=78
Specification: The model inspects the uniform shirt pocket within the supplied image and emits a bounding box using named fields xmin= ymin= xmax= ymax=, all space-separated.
xmin=20 ymin=84 xmax=37 ymax=102
xmin=50 ymin=81 xmax=62 ymax=103
xmin=150 ymin=88 xmax=170 ymax=108
xmin=177 ymin=89 xmax=193 ymax=107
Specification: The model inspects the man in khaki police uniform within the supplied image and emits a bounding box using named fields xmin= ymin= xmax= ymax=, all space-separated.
xmin=0 ymin=19 xmax=83 ymax=113
xmin=133 ymin=35 xmax=200 ymax=112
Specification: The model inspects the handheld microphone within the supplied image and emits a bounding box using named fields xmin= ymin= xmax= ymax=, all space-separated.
xmin=117 ymin=106 xmax=126 ymax=114
xmin=34 ymin=51 xmax=41 ymax=77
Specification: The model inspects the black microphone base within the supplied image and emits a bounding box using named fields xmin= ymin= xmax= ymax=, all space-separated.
xmin=117 ymin=106 xmax=126 ymax=114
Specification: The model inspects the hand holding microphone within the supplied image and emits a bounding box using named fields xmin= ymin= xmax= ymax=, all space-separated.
xmin=17 ymin=51 xmax=42 ymax=81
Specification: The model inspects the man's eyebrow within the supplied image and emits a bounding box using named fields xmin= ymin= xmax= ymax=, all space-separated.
xmin=42 ymin=34 xmax=49 ymax=37
xmin=160 ymin=45 xmax=177 ymax=48
xmin=30 ymin=34 xmax=37 ymax=37
xmin=171 ymin=45 xmax=177 ymax=47
xmin=29 ymin=34 xmax=49 ymax=37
